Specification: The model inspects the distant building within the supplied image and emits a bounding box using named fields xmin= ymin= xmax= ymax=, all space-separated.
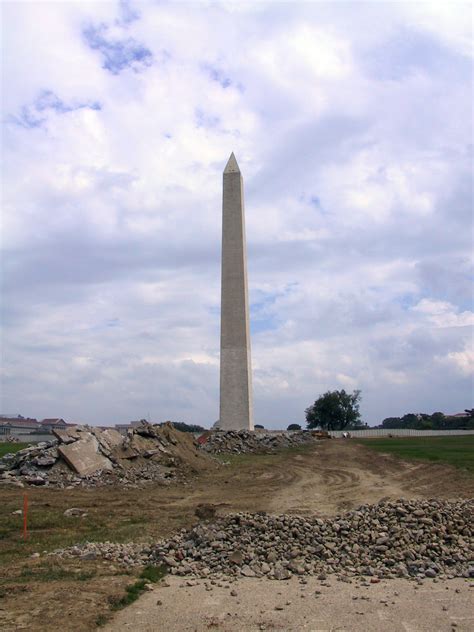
xmin=40 ymin=418 xmax=68 ymax=432
xmin=0 ymin=421 xmax=11 ymax=437
xmin=115 ymin=420 xmax=147 ymax=435
xmin=114 ymin=424 xmax=129 ymax=435
xmin=0 ymin=417 xmax=40 ymax=435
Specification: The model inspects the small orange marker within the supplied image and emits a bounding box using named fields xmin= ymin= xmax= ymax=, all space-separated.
xmin=23 ymin=492 xmax=28 ymax=539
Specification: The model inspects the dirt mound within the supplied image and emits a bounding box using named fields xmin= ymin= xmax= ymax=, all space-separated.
xmin=0 ymin=422 xmax=216 ymax=488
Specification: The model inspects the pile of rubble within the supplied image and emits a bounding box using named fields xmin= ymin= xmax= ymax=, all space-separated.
xmin=53 ymin=499 xmax=474 ymax=580
xmin=0 ymin=422 xmax=215 ymax=488
xmin=199 ymin=430 xmax=317 ymax=454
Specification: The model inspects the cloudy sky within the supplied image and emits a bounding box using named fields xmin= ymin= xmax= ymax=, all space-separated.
xmin=1 ymin=1 xmax=472 ymax=428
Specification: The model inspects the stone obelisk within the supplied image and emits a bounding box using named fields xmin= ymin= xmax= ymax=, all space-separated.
xmin=219 ymin=153 xmax=254 ymax=430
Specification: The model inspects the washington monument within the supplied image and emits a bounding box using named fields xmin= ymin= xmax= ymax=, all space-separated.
xmin=219 ymin=153 xmax=254 ymax=430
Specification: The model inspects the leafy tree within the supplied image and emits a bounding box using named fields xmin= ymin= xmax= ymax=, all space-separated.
xmin=287 ymin=423 xmax=301 ymax=431
xmin=254 ymin=424 xmax=265 ymax=429
xmin=381 ymin=417 xmax=401 ymax=429
xmin=377 ymin=410 xmax=472 ymax=430
xmin=431 ymin=412 xmax=446 ymax=429
xmin=401 ymin=413 xmax=419 ymax=428
xmin=168 ymin=421 xmax=206 ymax=433
xmin=420 ymin=419 xmax=433 ymax=430
xmin=305 ymin=389 xmax=362 ymax=431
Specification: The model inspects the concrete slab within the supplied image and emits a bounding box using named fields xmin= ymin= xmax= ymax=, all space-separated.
xmin=58 ymin=435 xmax=113 ymax=476
xmin=90 ymin=427 xmax=124 ymax=455
xmin=52 ymin=426 xmax=83 ymax=444
xmin=101 ymin=429 xmax=124 ymax=449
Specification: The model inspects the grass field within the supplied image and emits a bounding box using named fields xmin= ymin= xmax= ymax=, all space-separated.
xmin=358 ymin=435 xmax=474 ymax=472
xmin=0 ymin=442 xmax=29 ymax=458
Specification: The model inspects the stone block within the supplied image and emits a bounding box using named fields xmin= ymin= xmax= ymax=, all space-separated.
xmin=101 ymin=429 xmax=123 ymax=449
xmin=52 ymin=427 xmax=82 ymax=444
xmin=58 ymin=435 xmax=113 ymax=476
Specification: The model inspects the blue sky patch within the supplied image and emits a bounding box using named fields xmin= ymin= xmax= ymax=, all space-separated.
xmin=9 ymin=91 xmax=102 ymax=128
xmin=118 ymin=0 xmax=140 ymax=25
xmin=83 ymin=24 xmax=153 ymax=74
xmin=251 ymin=314 xmax=280 ymax=335
xmin=203 ymin=63 xmax=232 ymax=88
xmin=195 ymin=108 xmax=220 ymax=129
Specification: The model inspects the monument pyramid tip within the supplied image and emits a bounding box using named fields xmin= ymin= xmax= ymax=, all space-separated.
xmin=224 ymin=152 xmax=240 ymax=174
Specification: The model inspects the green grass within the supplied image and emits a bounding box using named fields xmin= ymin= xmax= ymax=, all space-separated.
xmin=140 ymin=565 xmax=167 ymax=583
xmin=0 ymin=443 xmax=29 ymax=457
xmin=358 ymin=435 xmax=474 ymax=472
xmin=0 ymin=508 xmax=148 ymax=567
xmin=21 ymin=564 xmax=96 ymax=582
xmin=1 ymin=562 xmax=97 ymax=583
xmin=108 ymin=565 xmax=167 ymax=611
xmin=95 ymin=613 xmax=110 ymax=627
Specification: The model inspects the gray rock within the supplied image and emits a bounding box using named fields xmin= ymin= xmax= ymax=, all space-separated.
xmin=241 ymin=565 xmax=256 ymax=577
xmin=64 ymin=508 xmax=87 ymax=517
xmin=32 ymin=456 xmax=56 ymax=467
xmin=51 ymin=499 xmax=473 ymax=583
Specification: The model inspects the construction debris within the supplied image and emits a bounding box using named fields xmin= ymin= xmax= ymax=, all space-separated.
xmin=0 ymin=422 xmax=215 ymax=488
xmin=58 ymin=435 xmax=114 ymax=477
xmin=199 ymin=430 xmax=317 ymax=454
xmin=53 ymin=499 xmax=474 ymax=580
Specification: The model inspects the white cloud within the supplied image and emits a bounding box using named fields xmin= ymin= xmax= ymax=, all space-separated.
xmin=412 ymin=299 xmax=474 ymax=328
xmin=1 ymin=1 xmax=472 ymax=427
xmin=444 ymin=347 xmax=474 ymax=376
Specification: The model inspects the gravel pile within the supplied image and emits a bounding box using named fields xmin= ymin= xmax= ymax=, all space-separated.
xmin=0 ymin=422 xmax=214 ymax=488
xmin=53 ymin=499 xmax=474 ymax=580
xmin=199 ymin=430 xmax=317 ymax=454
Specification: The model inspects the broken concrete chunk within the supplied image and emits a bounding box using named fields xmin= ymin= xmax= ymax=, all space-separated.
xmin=64 ymin=508 xmax=88 ymax=517
xmin=31 ymin=456 xmax=57 ymax=467
xmin=58 ymin=435 xmax=113 ymax=476
xmin=0 ymin=421 xmax=215 ymax=488
xmin=143 ymin=450 xmax=160 ymax=458
xmin=53 ymin=427 xmax=83 ymax=444
xmin=101 ymin=429 xmax=124 ymax=449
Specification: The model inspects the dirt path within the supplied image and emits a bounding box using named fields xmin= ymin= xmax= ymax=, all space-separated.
xmin=266 ymin=440 xmax=474 ymax=516
xmin=268 ymin=442 xmax=409 ymax=515
xmin=103 ymin=575 xmax=474 ymax=632
xmin=175 ymin=440 xmax=473 ymax=518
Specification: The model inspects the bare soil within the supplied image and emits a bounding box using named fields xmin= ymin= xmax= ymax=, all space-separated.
xmin=103 ymin=575 xmax=474 ymax=632
xmin=0 ymin=440 xmax=473 ymax=631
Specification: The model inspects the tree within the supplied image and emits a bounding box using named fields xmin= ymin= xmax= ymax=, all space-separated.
xmin=400 ymin=413 xmax=418 ymax=428
xmin=168 ymin=421 xmax=206 ymax=433
xmin=287 ymin=423 xmax=301 ymax=431
xmin=381 ymin=417 xmax=401 ymax=429
xmin=254 ymin=424 xmax=265 ymax=429
xmin=305 ymin=389 xmax=362 ymax=431
xmin=430 ymin=412 xmax=446 ymax=429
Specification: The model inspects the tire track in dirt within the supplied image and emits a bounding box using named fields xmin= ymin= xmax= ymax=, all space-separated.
xmin=267 ymin=440 xmax=473 ymax=516
xmin=135 ymin=441 xmax=473 ymax=519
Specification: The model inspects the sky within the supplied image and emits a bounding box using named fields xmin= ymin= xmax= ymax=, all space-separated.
xmin=1 ymin=1 xmax=473 ymax=429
